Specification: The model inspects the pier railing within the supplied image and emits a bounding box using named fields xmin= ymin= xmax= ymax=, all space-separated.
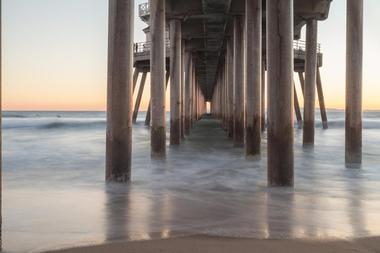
xmin=294 ymin=40 xmax=321 ymax=55
xmin=138 ymin=3 xmax=321 ymax=55
xmin=139 ymin=3 xmax=150 ymax=18
xmin=134 ymin=40 xmax=321 ymax=55
xmin=134 ymin=40 xmax=171 ymax=55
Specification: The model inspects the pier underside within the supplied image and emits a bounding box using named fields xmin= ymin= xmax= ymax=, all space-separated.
xmin=106 ymin=0 xmax=363 ymax=189
xmin=136 ymin=0 xmax=331 ymax=100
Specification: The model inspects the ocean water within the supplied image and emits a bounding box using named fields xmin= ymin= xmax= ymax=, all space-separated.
xmin=2 ymin=110 xmax=380 ymax=253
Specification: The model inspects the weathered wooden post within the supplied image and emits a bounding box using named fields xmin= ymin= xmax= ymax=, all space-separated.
xmin=224 ymin=58 xmax=229 ymax=132
xmin=221 ymin=69 xmax=225 ymax=127
xmin=346 ymin=0 xmax=363 ymax=166
xmin=184 ymin=52 xmax=192 ymax=135
xmin=316 ymin=68 xmax=328 ymax=129
xmin=196 ymin=81 xmax=199 ymax=121
xmin=132 ymin=69 xmax=139 ymax=93
xmin=0 ymin=0 xmax=2 ymax=247
xmin=261 ymin=61 xmax=266 ymax=131
xmin=294 ymin=83 xmax=303 ymax=129
xmin=233 ymin=15 xmax=245 ymax=147
xmin=267 ymin=0 xmax=294 ymax=186
xmin=170 ymin=19 xmax=182 ymax=145
xmin=245 ymin=0 xmax=262 ymax=156
xmin=132 ymin=72 xmax=147 ymax=123
xmin=150 ymin=0 xmax=166 ymax=156
xmin=106 ymin=0 xmax=134 ymax=182
xmin=191 ymin=61 xmax=196 ymax=126
xmin=194 ymin=68 xmax=197 ymax=125
xmin=145 ymin=72 xmax=169 ymax=126
xmin=181 ymin=42 xmax=186 ymax=138
xmin=224 ymin=65 xmax=230 ymax=126
xmin=303 ymin=19 xmax=318 ymax=145
xmin=298 ymin=71 xmax=305 ymax=95
xmin=227 ymin=39 xmax=234 ymax=138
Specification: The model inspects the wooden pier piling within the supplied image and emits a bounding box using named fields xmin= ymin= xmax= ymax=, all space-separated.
xmin=233 ymin=15 xmax=245 ymax=147
xmin=227 ymin=39 xmax=234 ymax=138
xmin=0 ymin=0 xmax=2 ymax=247
xmin=132 ymin=69 xmax=139 ymax=93
xmin=190 ymin=67 xmax=194 ymax=126
xmin=245 ymin=0 xmax=262 ymax=156
xmin=132 ymin=72 xmax=147 ymax=123
xmin=317 ymin=68 xmax=328 ymax=129
xmin=184 ymin=52 xmax=192 ymax=135
xmin=261 ymin=62 xmax=266 ymax=132
xmin=150 ymin=0 xmax=166 ymax=156
xmin=169 ymin=19 xmax=182 ymax=145
xmin=145 ymin=72 xmax=169 ymax=126
xmin=181 ymin=43 xmax=185 ymax=139
xmin=298 ymin=71 xmax=305 ymax=95
xmin=106 ymin=0 xmax=134 ymax=182
xmin=267 ymin=0 xmax=294 ymax=186
xmin=303 ymin=19 xmax=318 ymax=145
xmin=346 ymin=0 xmax=363 ymax=166
xmin=294 ymin=84 xmax=303 ymax=129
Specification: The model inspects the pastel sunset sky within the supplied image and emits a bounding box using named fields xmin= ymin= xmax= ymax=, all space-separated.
xmin=2 ymin=0 xmax=379 ymax=111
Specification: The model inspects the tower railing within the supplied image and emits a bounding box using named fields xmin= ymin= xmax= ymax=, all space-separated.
xmin=139 ymin=3 xmax=150 ymax=18
xmin=134 ymin=40 xmax=171 ymax=55
xmin=133 ymin=40 xmax=321 ymax=55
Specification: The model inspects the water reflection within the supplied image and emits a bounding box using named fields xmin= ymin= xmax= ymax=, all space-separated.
xmin=345 ymin=172 xmax=369 ymax=237
xmin=105 ymin=184 xmax=130 ymax=242
xmin=105 ymin=184 xmax=179 ymax=243
xmin=265 ymin=189 xmax=295 ymax=238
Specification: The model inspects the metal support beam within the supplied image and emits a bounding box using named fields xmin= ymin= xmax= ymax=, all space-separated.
xmin=106 ymin=0 xmax=134 ymax=182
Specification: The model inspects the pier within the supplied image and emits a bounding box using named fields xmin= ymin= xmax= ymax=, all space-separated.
xmin=103 ymin=0 xmax=364 ymax=185
xmin=0 ymin=0 xmax=366 ymax=248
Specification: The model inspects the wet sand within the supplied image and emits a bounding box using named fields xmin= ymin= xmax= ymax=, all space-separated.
xmin=45 ymin=236 xmax=380 ymax=253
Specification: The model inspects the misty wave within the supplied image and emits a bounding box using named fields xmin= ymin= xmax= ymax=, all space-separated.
xmin=2 ymin=119 xmax=106 ymax=130
xmin=38 ymin=120 xmax=106 ymax=130
xmin=2 ymin=110 xmax=380 ymax=130
xmin=2 ymin=114 xmax=28 ymax=118
xmin=315 ymin=119 xmax=380 ymax=129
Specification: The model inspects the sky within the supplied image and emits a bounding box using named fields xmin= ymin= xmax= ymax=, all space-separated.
xmin=1 ymin=0 xmax=379 ymax=111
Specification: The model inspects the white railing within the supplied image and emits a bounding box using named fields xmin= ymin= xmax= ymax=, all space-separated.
xmin=139 ymin=3 xmax=149 ymax=17
xmin=134 ymin=40 xmax=321 ymax=55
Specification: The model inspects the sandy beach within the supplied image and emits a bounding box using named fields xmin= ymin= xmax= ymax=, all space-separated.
xmin=45 ymin=236 xmax=380 ymax=253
